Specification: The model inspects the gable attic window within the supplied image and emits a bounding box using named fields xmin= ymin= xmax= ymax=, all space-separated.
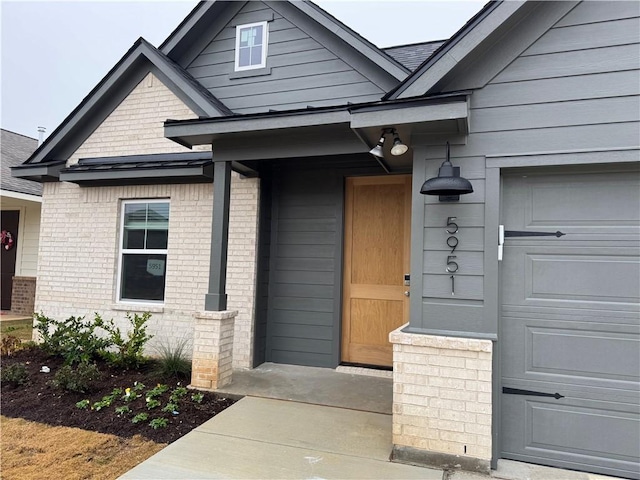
xmin=118 ymin=200 xmax=170 ymax=304
xmin=235 ymin=21 xmax=268 ymax=71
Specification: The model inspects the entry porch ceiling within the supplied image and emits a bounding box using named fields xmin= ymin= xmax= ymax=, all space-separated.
xmin=164 ymin=94 xmax=469 ymax=171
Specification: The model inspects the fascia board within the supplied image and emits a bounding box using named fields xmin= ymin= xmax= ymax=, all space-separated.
xmin=159 ymin=1 xmax=214 ymax=54
xmin=350 ymin=99 xmax=468 ymax=129
xmin=139 ymin=42 xmax=229 ymax=117
xmin=392 ymin=1 xmax=527 ymax=99
xmin=165 ymin=110 xmax=351 ymax=140
xmin=0 ymin=190 xmax=42 ymax=203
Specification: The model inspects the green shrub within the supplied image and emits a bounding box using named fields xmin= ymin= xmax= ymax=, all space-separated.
xmin=1 ymin=362 xmax=29 ymax=386
xmin=191 ymin=392 xmax=204 ymax=404
xmin=153 ymin=339 xmax=192 ymax=380
xmin=49 ymin=362 xmax=101 ymax=393
xmin=97 ymin=312 xmax=153 ymax=369
xmin=115 ymin=405 xmax=131 ymax=416
xmin=34 ymin=313 xmax=112 ymax=365
xmin=76 ymin=399 xmax=90 ymax=409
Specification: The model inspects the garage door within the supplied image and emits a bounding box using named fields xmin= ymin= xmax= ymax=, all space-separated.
xmin=500 ymin=166 xmax=640 ymax=479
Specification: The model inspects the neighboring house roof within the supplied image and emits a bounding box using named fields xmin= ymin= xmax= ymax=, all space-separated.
xmin=383 ymin=41 xmax=446 ymax=72
xmin=1 ymin=129 xmax=41 ymax=196
xmin=23 ymin=37 xmax=230 ymax=166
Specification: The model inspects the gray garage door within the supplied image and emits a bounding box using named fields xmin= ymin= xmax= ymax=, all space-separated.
xmin=500 ymin=166 xmax=640 ymax=479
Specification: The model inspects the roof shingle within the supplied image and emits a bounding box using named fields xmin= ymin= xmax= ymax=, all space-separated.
xmin=1 ymin=129 xmax=41 ymax=196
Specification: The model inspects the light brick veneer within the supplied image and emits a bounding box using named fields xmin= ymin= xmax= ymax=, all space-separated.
xmin=390 ymin=326 xmax=493 ymax=473
xmin=190 ymin=310 xmax=237 ymax=390
xmin=35 ymin=71 xmax=260 ymax=369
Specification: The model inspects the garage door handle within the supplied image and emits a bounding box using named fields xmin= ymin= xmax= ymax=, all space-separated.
xmin=504 ymin=230 xmax=565 ymax=238
xmin=503 ymin=387 xmax=564 ymax=399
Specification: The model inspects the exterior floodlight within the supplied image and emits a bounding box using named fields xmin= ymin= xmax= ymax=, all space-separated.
xmin=369 ymin=136 xmax=385 ymax=158
xmin=390 ymin=132 xmax=408 ymax=156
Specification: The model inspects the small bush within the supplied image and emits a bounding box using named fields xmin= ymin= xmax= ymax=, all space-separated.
xmin=1 ymin=362 xmax=29 ymax=386
xmin=34 ymin=313 xmax=112 ymax=365
xmin=153 ymin=339 xmax=192 ymax=380
xmin=191 ymin=392 xmax=204 ymax=404
xmin=149 ymin=417 xmax=168 ymax=429
xmin=131 ymin=413 xmax=148 ymax=424
xmin=76 ymin=399 xmax=90 ymax=409
xmin=1 ymin=336 xmax=22 ymax=357
xmin=97 ymin=312 xmax=153 ymax=369
xmin=50 ymin=362 xmax=101 ymax=393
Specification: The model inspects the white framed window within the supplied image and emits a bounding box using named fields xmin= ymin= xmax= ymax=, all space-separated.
xmin=235 ymin=21 xmax=268 ymax=71
xmin=117 ymin=200 xmax=170 ymax=304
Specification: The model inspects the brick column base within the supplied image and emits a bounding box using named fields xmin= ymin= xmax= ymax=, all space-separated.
xmin=189 ymin=310 xmax=237 ymax=391
xmin=389 ymin=325 xmax=493 ymax=474
xmin=10 ymin=276 xmax=37 ymax=316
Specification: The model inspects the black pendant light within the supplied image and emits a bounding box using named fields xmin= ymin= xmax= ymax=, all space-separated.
xmin=420 ymin=142 xmax=473 ymax=202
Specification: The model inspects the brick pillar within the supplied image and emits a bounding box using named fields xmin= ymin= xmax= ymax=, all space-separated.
xmin=389 ymin=325 xmax=493 ymax=474
xmin=10 ymin=276 xmax=37 ymax=315
xmin=190 ymin=310 xmax=237 ymax=391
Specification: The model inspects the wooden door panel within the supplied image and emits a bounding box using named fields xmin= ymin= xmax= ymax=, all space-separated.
xmin=342 ymin=176 xmax=411 ymax=367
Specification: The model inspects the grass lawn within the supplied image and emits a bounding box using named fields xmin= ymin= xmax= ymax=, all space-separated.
xmin=0 ymin=319 xmax=33 ymax=341
xmin=0 ymin=416 xmax=165 ymax=480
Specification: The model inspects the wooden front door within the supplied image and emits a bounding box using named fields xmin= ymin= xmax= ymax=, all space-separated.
xmin=341 ymin=175 xmax=411 ymax=367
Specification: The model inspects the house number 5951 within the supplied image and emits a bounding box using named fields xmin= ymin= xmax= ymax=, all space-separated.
xmin=446 ymin=217 xmax=459 ymax=295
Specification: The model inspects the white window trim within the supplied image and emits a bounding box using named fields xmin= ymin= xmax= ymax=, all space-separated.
xmin=234 ymin=21 xmax=269 ymax=72
xmin=116 ymin=199 xmax=170 ymax=306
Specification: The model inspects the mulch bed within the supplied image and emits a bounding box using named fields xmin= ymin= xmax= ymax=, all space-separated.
xmin=1 ymin=347 xmax=236 ymax=444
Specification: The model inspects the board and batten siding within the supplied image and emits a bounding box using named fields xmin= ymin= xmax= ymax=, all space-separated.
xmin=411 ymin=0 xmax=640 ymax=336
xmin=186 ymin=1 xmax=387 ymax=114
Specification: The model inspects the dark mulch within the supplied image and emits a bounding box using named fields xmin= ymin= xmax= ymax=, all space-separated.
xmin=0 ymin=347 xmax=236 ymax=444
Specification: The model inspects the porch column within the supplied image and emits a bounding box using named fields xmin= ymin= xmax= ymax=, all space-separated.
xmin=205 ymin=160 xmax=231 ymax=311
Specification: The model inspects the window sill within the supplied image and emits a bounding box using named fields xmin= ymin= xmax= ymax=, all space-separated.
xmin=111 ymin=303 xmax=164 ymax=314
xmin=229 ymin=66 xmax=272 ymax=80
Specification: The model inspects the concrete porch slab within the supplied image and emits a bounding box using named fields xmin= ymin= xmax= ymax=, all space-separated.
xmin=216 ymin=362 xmax=393 ymax=414
xmin=119 ymin=397 xmax=442 ymax=480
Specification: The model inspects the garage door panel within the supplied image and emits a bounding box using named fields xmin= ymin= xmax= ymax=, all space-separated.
xmin=503 ymin=246 xmax=640 ymax=309
xmin=527 ymin=254 xmax=640 ymax=303
xmin=501 ymin=167 xmax=640 ymax=478
xmin=526 ymin=177 xmax=640 ymax=227
xmin=502 ymin=396 xmax=640 ymax=474
xmin=502 ymin=314 xmax=640 ymax=388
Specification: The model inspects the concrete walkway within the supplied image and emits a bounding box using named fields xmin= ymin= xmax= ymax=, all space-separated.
xmin=119 ymin=396 xmax=442 ymax=479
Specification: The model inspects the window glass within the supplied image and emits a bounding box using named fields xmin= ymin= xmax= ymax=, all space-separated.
xmin=119 ymin=201 xmax=169 ymax=303
xmin=236 ymin=22 xmax=267 ymax=70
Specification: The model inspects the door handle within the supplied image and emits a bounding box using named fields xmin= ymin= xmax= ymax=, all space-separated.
xmin=403 ymin=291 xmax=410 ymax=297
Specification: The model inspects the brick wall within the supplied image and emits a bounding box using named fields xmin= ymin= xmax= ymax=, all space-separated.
xmin=10 ymin=276 xmax=36 ymax=315
xmin=390 ymin=328 xmax=493 ymax=470
xmin=36 ymin=71 xmax=260 ymax=368
xmin=68 ymin=73 xmax=208 ymax=166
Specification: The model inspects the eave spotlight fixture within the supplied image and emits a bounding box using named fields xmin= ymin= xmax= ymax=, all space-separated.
xmin=420 ymin=142 xmax=473 ymax=202
xmin=390 ymin=131 xmax=408 ymax=156
xmin=369 ymin=134 xmax=386 ymax=158
xmin=369 ymin=128 xmax=408 ymax=159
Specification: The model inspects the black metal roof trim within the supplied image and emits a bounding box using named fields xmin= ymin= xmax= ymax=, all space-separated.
xmin=164 ymin=90 xmax=470 ymax=128
xmin=76 ymin=151 xmax=211 ymax=166
xmin=11 ymin=159 xmax=67 ymax=183
xmin=59 ymin=157 xmax=214 ymax=186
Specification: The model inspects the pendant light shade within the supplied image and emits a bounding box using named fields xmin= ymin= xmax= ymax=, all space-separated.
xmin=420 ymin=143 xmax=473 ymax=201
